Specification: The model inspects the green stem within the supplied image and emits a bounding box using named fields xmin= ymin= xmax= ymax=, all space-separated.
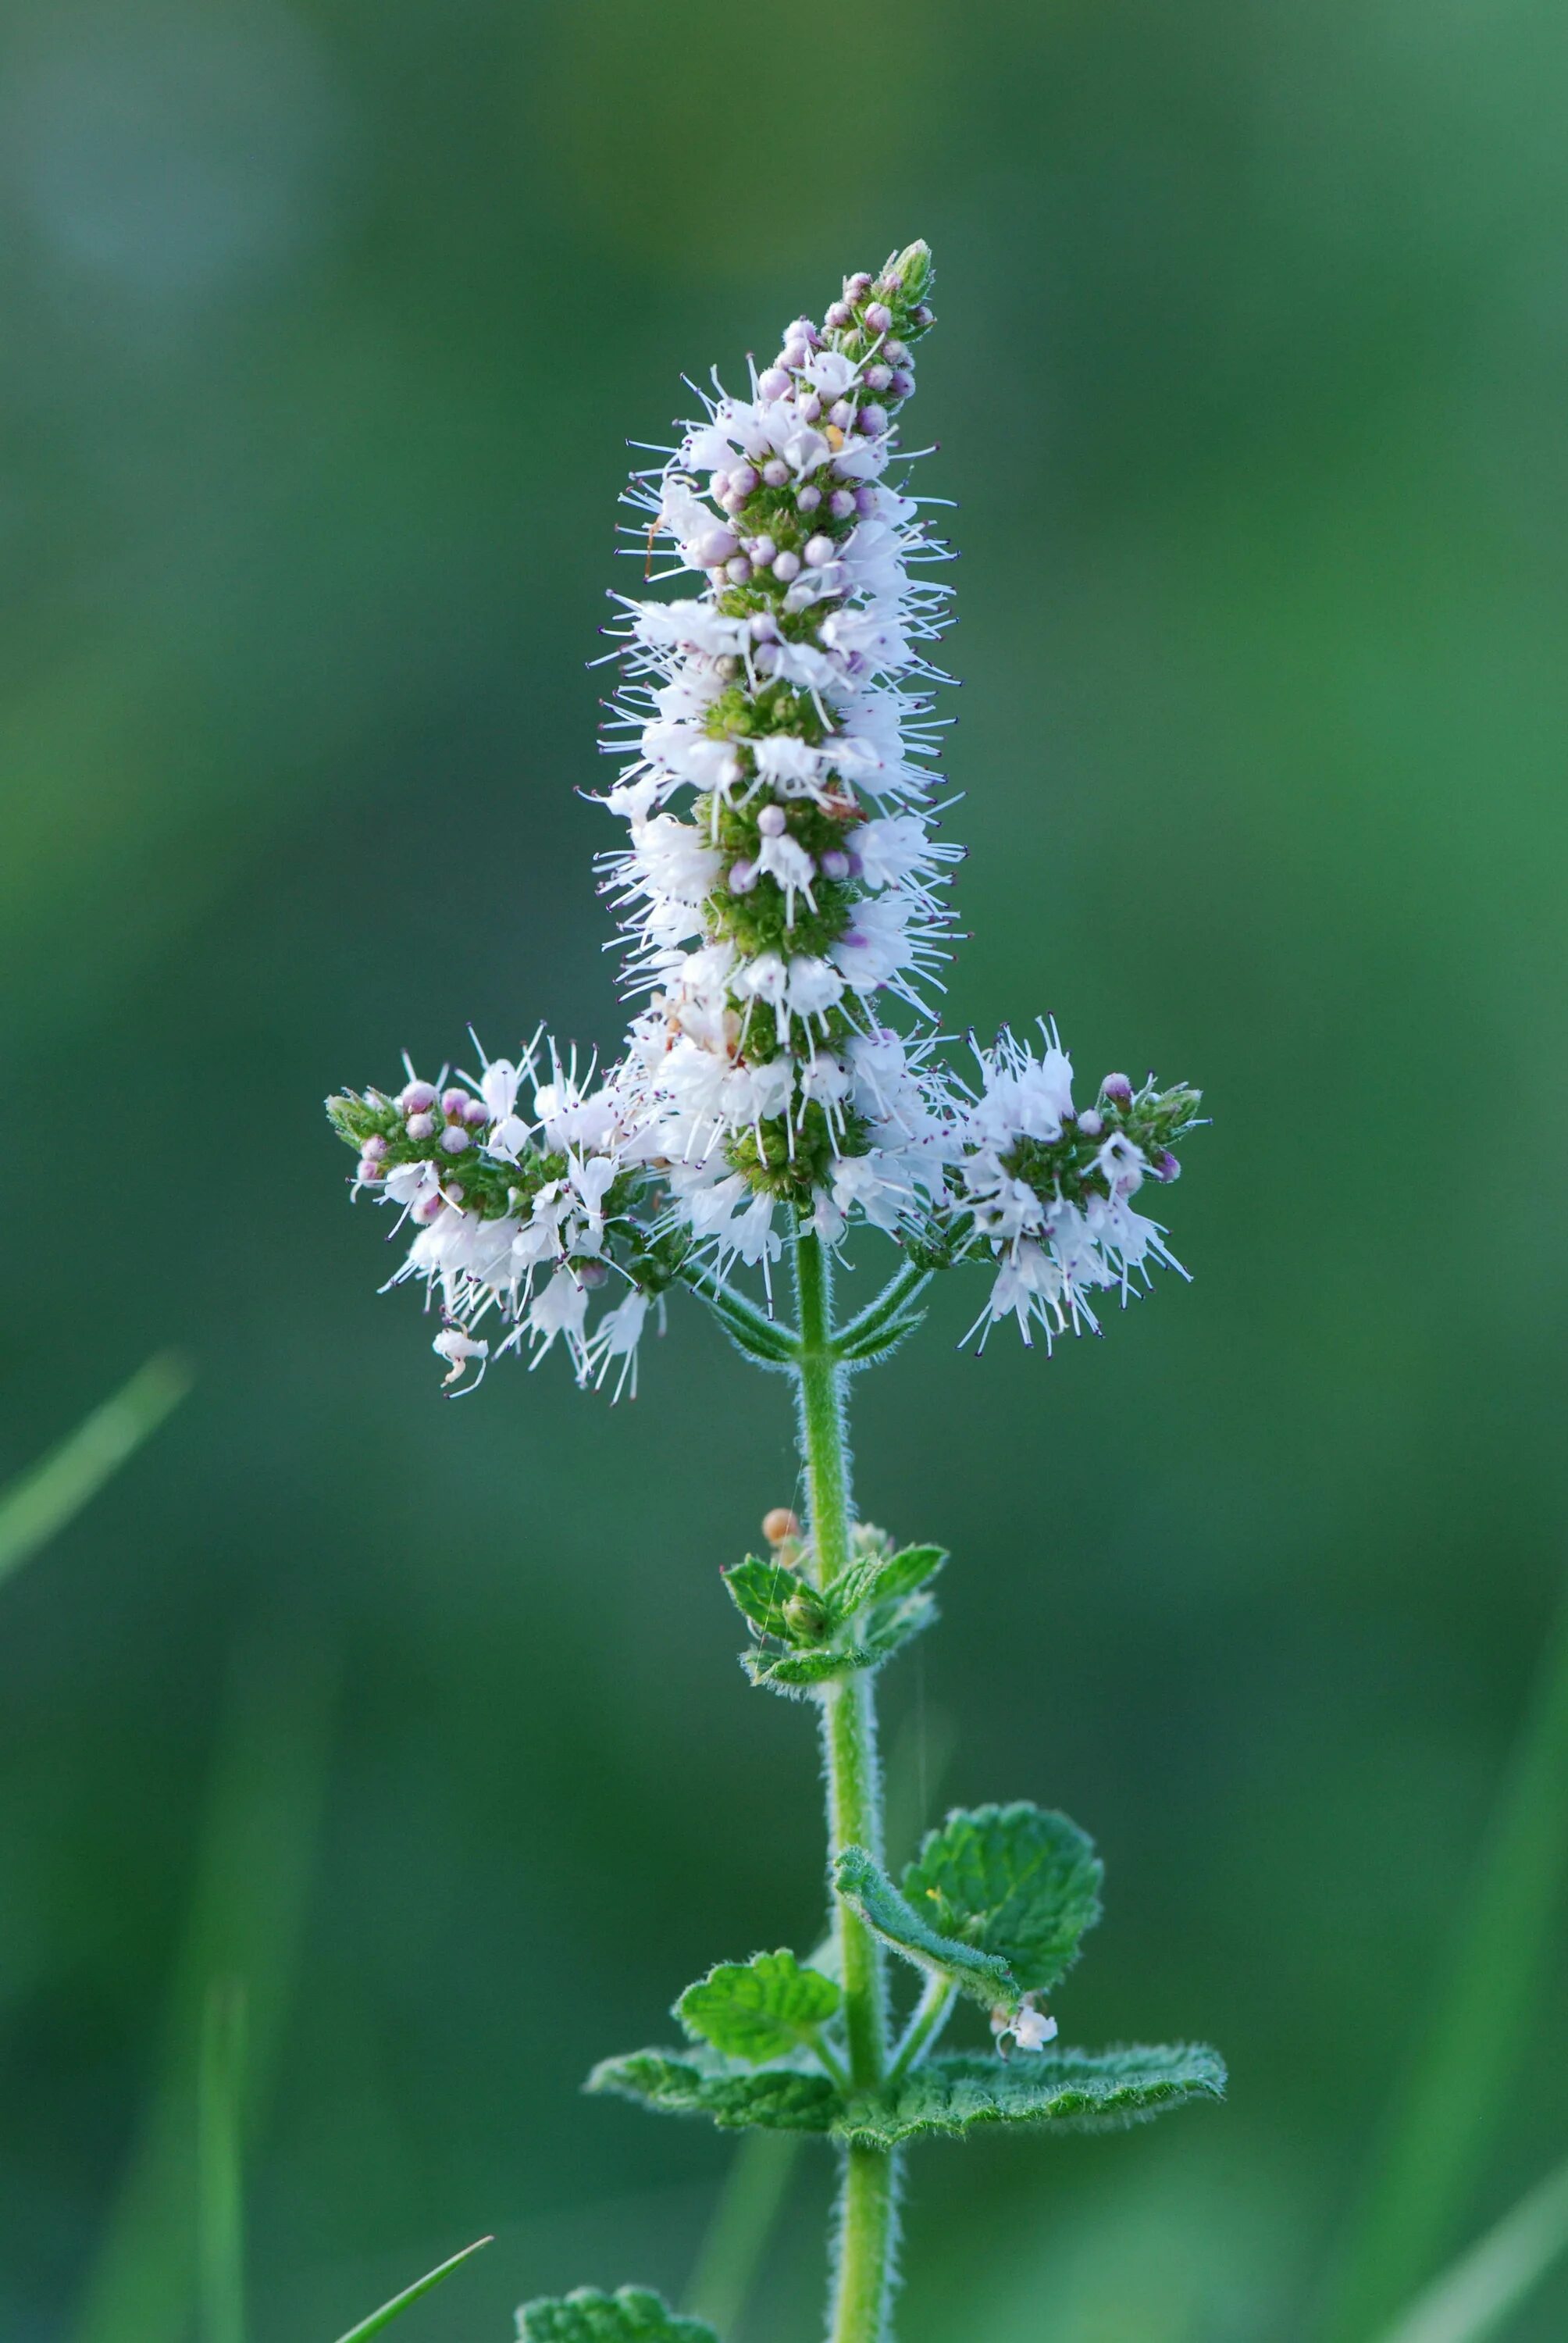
xmin=793 ymin=1229 xmax=900 ymax=2343
xmin=831 ymin=2147 xmax=900 ymax=2343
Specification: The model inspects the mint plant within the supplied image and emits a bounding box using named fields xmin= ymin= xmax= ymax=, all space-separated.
xmin=328 ymin=242 xmax=1223 ymax=2343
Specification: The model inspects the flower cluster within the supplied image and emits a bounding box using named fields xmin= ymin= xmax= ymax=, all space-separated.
xmin=327 ymin=1043 xmax=659 ymax=1396
xmin=599 ymin=241 xmax=958 ymax=1272
xmin=326 ymin=243 xmax=1203 ymax=1390
xmin=956 ymin=1027 xmax=1201 ymax=1351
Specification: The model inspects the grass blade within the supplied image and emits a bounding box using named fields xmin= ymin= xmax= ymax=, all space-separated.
xmin=332 ymin=2237 xmax=494 ymax=2341
xmin=1324 ymin=1589 xmax=1568 ymax=2342
xmin=73 ymin=1634 xmax=335 ymax=2343
xmin=1370 ymin=2152 xmax=1568 ymax=2343
xmin=198 ymin=1980 xmax=248 ymax=2343
xmin=0 ymin=1350 xmax=191 ymax=1585
xmin=685 ymin=2133 xmax=801 ymax=2336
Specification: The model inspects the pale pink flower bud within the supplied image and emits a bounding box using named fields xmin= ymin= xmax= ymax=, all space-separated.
xmin=761 ymin=458 xmax=789 ymax=487
xmin=864 ymin=301 xmax=893 ymax=334
xmin=749 ymin=535 xmax=776 ymax=566
xmin=772 ymin=549 xmax=800 ymax=583
xmin=757 ymin=804 xmax=786 ymax=836
xmin=729 ymin=462 xmax=758 ymax=496
xmin=725 ymin=555 xmax=753 ymax=584
xmin=405 ymin=1111 xmax=437 ymax=1140
xmin=1103 ymin=1072 xmax=1133 ymax=1105
xmin=398 ymin=1079 xmax=437 ymax=1113
xmin=804 ymin=533 xmax=836 ymax=568
xmin=829 ymin=487 xmax=856 ymax=519
xmin=694 ymin=526 xmax=738 ymax=566
xmin=757 ymin=366 xmax=790 ymax=400
xmin=796 ymin=483 xmax=821 ymax=511
xmin=440 ymin=1124 xmax=471 ymax=1154
xmin=825 ymin=299 xmax=852 ymax=327
xmin=864 ymin=363 xmax=892 ymax=392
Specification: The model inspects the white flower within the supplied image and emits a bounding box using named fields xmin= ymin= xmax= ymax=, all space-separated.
xmin=433 ymin=1325 xmax=488 ymax=1389
xmin=527 ymin=1267 xmax=591 ymax=1371
xmin=1003 ymin=2001 xmax=1058 ymax=2054
xmin=586 ymin=1286 xmax=651 ymax=1400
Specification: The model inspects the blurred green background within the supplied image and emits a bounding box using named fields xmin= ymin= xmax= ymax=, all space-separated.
xmin=2 ymin=1 xmax=1566 ymax=2336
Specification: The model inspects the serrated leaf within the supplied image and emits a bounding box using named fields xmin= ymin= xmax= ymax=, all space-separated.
xmin=722 ymin=1557 xmax=800 ymax=1639
xmin=836 ymin=2044 xmax=1227 ymax=2150
xmin=825 ymin=1543 xmax=946 ymax=1627
xmin=903 ymin=1803 xmax=1103 ymax=1996
xmin=587 ymin=2045 xmax=842 ymax=2133
xmin=833 ymin=1846 xmax=1017 ymax=2006
xmin=517 ymin=2284 xmax=718 ymax=2342
xmin=679 ymin=1949 xmax=840 ymax=2063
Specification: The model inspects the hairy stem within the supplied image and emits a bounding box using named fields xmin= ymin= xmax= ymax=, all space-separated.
xmin=889 ymin=1976 xmax=956 ymax=2083
xmin=832 ymin=2145 xmax=900 ymax=2343
xmin=793 ymin=1229 xmax=900 ymax=2342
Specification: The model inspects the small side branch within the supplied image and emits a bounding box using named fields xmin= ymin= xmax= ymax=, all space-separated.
xmin=833 ymin=1260 xmax=935 ymax=1361
xmin=888 ymin=1975 xmax=957 ymax=2084
xmin=675 ymin=1257 xmax=801 ymax=1364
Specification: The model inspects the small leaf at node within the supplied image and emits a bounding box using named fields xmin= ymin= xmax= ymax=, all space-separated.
xmin=679 ymin=1949 xmax=841 ymax=2063
xmin=833 ymin=1846 xmax=1017 ymax=2007
xmin=743 ymin=1645 xmax=871 ymax=1693
xmin=836 ymin=2043 xmax=1227 ymax=2151
xmin=722 ymin=1557 xmax=800 ymax=1639
xmin=587 ymin=2045 xmax=842 ymax=2133
xmin=902 ymin=1803 xmax=1103 ymax=1995
xmin=837 ymin=1308 xmax=928 ymax=1365
xmin=825 ymin=1542 xmax=946 ymax=1627
xmin=517 ymin=2284 xmax=718 ymax=2341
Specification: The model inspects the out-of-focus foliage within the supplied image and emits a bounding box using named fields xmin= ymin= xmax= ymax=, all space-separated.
xmin=1 ymin=2 xmax=1564 ymax=2338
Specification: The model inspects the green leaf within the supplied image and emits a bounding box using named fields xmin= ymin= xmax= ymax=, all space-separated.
xmin=331 ymin=2237 xmax=491 ymax=2341
xmin=742 ymin=1644 xmax=869 ymax=1692
xmin=902 ymin=1803 xmax=1103 ymax=1997
xmin=0 ymin=1350 xmax=191 ymax=1589
xmin=587 ymin=2046 xmax=842 ymax=2134
xmin=838 ymin=2044 xmax=1228 ymax=2151
xmin=517 ymin=2285 xmax=717 ymax=2343
xmin=1368 ymin=2149 xmax=1568 ymax=2343
xmin=833 ymin=1846 xmax=1017 ymax=2007
xmin=721 ymin=1557 xmax=802 ymax=1639
xmin=825 ymin=1543 xmax=946 ymax=1626
xmin=861 ymin=1591 xmax=940 ymax=1664
xmin=679 ymin=1949 xmax=840 ymax=2063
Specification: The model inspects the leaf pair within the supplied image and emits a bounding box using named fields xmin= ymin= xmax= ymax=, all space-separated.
xmin=724 ymin=1541 xmax=946 ymax=1694
xmin=586 ymin=2041 xmax=1224 ymax=2146
xmin=836 ymin=1800 xmax=1103 ymax=2013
